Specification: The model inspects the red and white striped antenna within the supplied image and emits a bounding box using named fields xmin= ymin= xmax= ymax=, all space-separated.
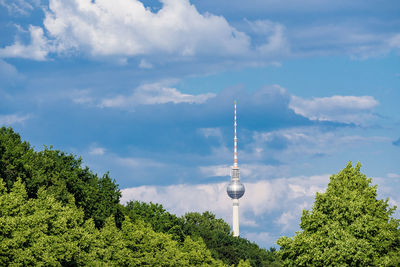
xmin=234 ymin=100 xmax=238 ymax=167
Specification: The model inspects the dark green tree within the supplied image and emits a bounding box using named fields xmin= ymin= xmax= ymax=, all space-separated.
xmin=182 ymin=211 xmax=280 ymax=266
xmin=125 ymin=200 xmax=185 ymax=241
xmin=0 ymin=127 xmax=121 ymax=227
xmin=277 ymin=162 xmax=400 ymax=266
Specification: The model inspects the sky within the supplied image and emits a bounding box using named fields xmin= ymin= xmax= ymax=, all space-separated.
xmin=1 ymin=0 xmax=400 ymax=248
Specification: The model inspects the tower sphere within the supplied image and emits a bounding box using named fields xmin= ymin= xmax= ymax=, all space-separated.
xmin=227 ymin=180 xmax=245 ymax=199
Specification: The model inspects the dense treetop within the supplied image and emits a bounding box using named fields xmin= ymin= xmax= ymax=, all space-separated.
xmin=277 ymin=162 xmax=400 ymax=266
xmin=0 ymin=127 xmax=279 ymax=266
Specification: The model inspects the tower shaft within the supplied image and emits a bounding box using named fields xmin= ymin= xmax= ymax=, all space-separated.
xmin=232 ymin=199 xmax=239 ymax=237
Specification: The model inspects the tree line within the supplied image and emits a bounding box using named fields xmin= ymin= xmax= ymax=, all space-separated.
xmin=0 ymin=127 xmax=279 ymax=266
xmin=1 ymin=126 xmax=399 ymax=266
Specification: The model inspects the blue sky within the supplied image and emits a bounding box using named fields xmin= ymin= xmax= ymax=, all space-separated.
xmin=1 ymin=0 xmax=400 ymax=248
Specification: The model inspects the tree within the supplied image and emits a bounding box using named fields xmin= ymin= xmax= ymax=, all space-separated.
xmin=182 ymin=211 xmax=280 ymax=266
xmin=125 ymin=201 xmax=185 ymax=241
xmin=0 ymin=178 xmax=95 ymax=265
xmin=0 ymin=127 xmax=122 ymax=228
xmin=0 ymin=179 xmax=228 ymax=266
xmin=277 ymin=162 xmax=400 ymax=266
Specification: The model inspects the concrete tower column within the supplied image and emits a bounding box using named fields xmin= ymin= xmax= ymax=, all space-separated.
xmin=232 ymin=199 xmax=240 ymax=237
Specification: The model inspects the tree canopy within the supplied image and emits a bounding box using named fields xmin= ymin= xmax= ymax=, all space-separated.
xmin=0 ymin=127 xmax=278 ymax=266
xmin=125 ymin=201 xmax=281 ymax=266
xmin=277 ymin=162 xmax=400 ymax=266
xmin=0 ymin=127 xmax=122 ymax=228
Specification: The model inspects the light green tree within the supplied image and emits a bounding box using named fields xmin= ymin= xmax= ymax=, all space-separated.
xmin=0 ymin=178 xmax=94 ymax=265
xmin=0 ymin=178 xmax=228 ymax=266
xmin=277 ymin=162 xmax=400 ymax=266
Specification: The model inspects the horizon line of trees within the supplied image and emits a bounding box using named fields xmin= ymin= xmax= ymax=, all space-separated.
xmin=1 ymin=126 xmax=399 ymax=266
xmin=0 ymin=126 xmax=279 ymax=266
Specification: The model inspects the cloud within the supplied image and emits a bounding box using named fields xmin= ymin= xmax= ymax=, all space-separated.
xmin=246 ymin=19 xmax=289 ymax=56
xmin=138 ymin=59 xmax=153 ymax=69
xmin=69 ymin=89 xmax=94 ymax=105
xmin=121 ymin=174 xmax=330 ymax=224
xmin=388 ymin=34 xmax=400 ymax=49
xmin=1 ymin=0 xmax=288 ymax=66
xmin=43 ymin=0 xmax=250 ymax=58
xmin=0 ymin=25 xmax=50 ymax=61
xmin=0 ymin=60 xmax=22 ymax=86
xmin=88 ymin=145 xmax=106 ymax=156
xmin=243 ymin=231 xmax=276 ymax=248
xmin=250 ymin=126 xmax=389 ymax=165
xmin=0 ymin=113 xmax=30 ymax=125
xmin=289 ymin=95 xmax=379 ymax=125
xmin=99 ymin=81 xmax=216 ymax=108
xmin=120 ymin=172 xmax=400 ymax=247
xmin=0 ymin=0 xmax=37 ymax=15
xmin=387 ymin=173 xmax=400 ymax=179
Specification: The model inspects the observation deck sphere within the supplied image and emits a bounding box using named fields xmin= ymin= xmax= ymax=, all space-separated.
xmin=227 ymin=181 xmax=245 ymax=199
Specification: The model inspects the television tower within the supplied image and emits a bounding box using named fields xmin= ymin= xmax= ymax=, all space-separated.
xmin=227 ymin=100 xmax=245 ymax=237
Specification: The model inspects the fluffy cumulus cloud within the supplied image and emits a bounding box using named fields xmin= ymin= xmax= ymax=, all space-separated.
xmin=0 ymin=0 xmax=288 ymax=62
xmin=289 ymin=95 xmax=379 ymax=125
xmin=120 ymin=174 xmax=331 ymax=247
xmin=119 ymin=175 xmax=330 ymax=222
xmin=121 ymin=172 xmax=400 ymax=247
xmin=0 ymin=25 xmax=50 ymax=61
xmin=99 ymin=81 xmax=216 ymax=108
xmin=43 ymin=0 xmax=251 ymax=57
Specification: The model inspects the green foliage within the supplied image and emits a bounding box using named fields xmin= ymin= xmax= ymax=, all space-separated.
xmin=0 ymin=127 xmax=278 ymax=266
xmin=0 ymin=178 xmax=92 ymax=265
xmin=124 ymin=202 xmax=281 ymax=266
xmin=0 ymin=179 xmax=227 ymax=266
xmin=277 ymin=162 xmax=400 ymax=266
xmin=0 ymin=127 xmax=121 ymax=228
xmin=182 ymin=211 xmax=280 ymax=266
xmin=125 ymin=200 xmax=185 ymax=241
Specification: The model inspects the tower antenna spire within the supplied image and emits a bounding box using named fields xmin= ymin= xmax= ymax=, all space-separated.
xmin=234 ymin=100 xmax=238 ymax=167
xmin=227 ymin=100 xmax=245 ymax=237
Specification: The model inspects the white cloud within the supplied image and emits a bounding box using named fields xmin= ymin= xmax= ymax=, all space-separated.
xmin=199 ymin=164 xmax=230 ymax=177
xmin=198 ymin=127 xmax=223 ymax=139
xmin=116 ymin=156 xmax=165 ymax=169
xmin=0 ymin=0 xmax=37 ymax=15
xmin=88 ymin=146 xmax=106 ymax=156
xmin=289 ymin=95 xmax=379 ymax=125
xmin=389 ymin=34 xmax=400 ymax=49
xmin=99 ymin=81 xmax=216 ymax=108
xmin=43 ymin=0 xmax=251 ymax=57
xmin=1 ymin=0 xmax=288 ymax=64
xmin=138 ymin=59 xmax=153 ymax=69
xmin=0 ymin=113 xmax=30 ymax=125
xmin=120 ymin=174 xmax=330 ymax=230
xmin=247 ymin=19 xmax=289 ymax=56
xmin=0 ymin=25 xmax=50 ymax=61
xmin=243 ymin=231 xmax=276 ymax=248
xmin=70 ymin=89 xmax=94 ymax=105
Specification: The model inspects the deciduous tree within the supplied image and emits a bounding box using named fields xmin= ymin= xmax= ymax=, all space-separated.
xmin=277 ymin=162 xmax=400 ymax=266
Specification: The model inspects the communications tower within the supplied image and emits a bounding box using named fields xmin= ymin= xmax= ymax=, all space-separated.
xmin=227 ymin=100 xmax=245 ymax=237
